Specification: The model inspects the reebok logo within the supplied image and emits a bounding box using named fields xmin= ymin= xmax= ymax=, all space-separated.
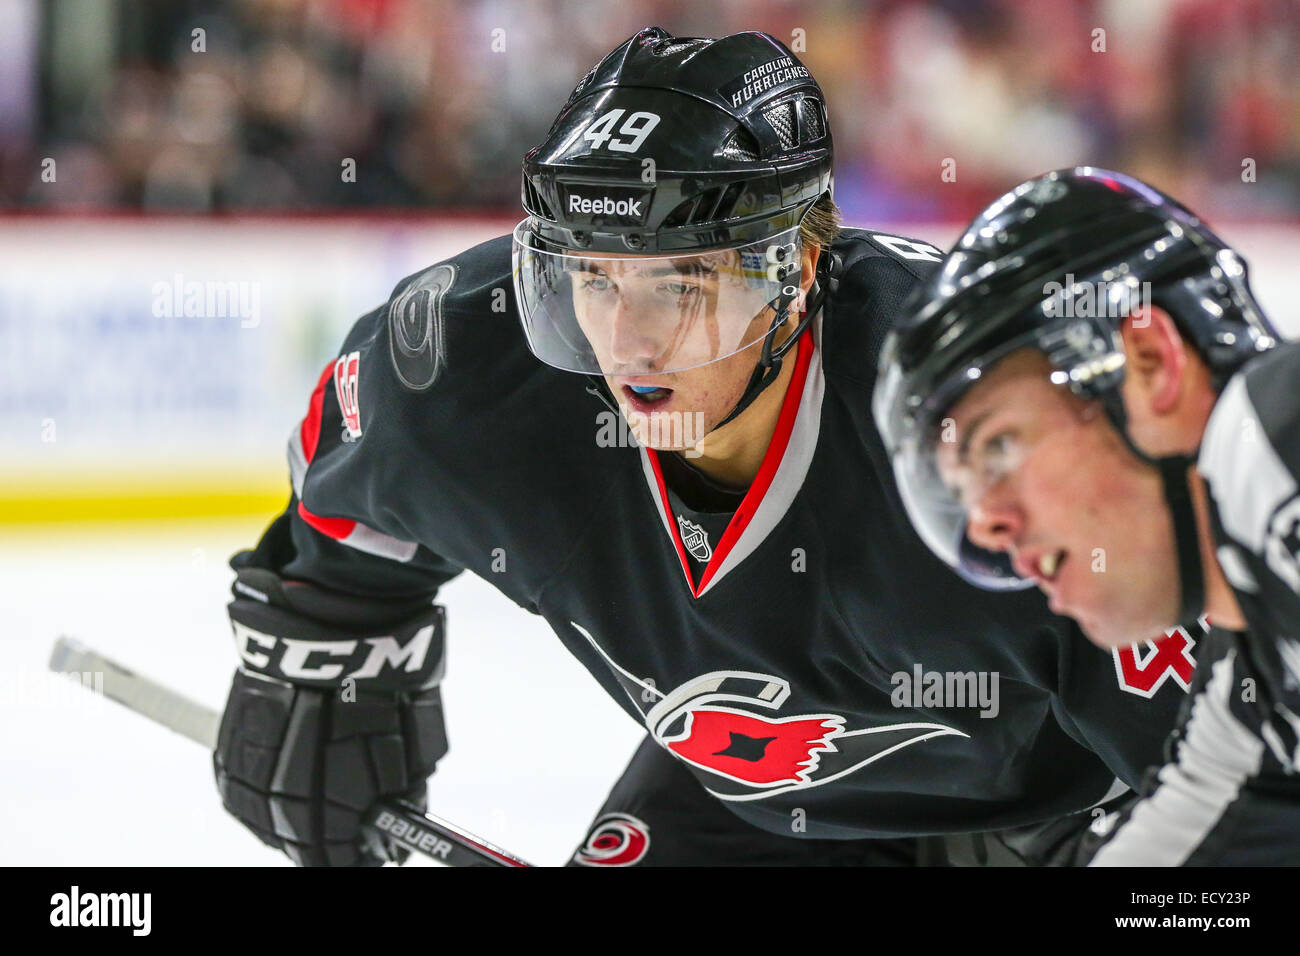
xmin=568 ymin=194 xmax=644 ymax=217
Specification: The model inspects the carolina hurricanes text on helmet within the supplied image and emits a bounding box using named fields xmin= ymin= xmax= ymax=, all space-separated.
xmin=719 ymin=55 xmax=811 ymax=108
xmin=231 ymin=619 xmax=437 ymax=683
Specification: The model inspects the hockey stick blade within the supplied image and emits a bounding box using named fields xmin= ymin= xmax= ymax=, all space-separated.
xmin=48 ymin=635 xmax=531 ymax=868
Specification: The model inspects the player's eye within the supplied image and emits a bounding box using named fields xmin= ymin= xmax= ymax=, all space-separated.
xmin=975 ymin=431 xmax=1021 ymax=483
xmin=659 ymin=280 xmax=699 ymax=297
xmin=580 ymin=275 xmax=613 ymax=293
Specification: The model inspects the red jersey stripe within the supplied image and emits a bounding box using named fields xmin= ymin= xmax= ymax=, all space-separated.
xmin=697 ymin=334 xmax=813 ymax=594
xmin=296 ymin=499 xmax=358 ymax=540
xmin=300 ymin=360 xmax=337 ymax=464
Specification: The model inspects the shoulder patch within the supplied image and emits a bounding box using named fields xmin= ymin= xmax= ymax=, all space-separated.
xmin=334 ymin=350 xmax=362 ymax=440
xmin=868 ymin=232 xmax=944 ymax=263
xmin=388 ymin=263 xmax=456 ymax=391
xmin=1199 ymin=373 xmax=1299 ymax=556
xmin=1265 ymin=493 xmax=1300 ymax=594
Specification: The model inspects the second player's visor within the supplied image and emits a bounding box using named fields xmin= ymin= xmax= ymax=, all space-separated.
xmin=884 ymin=339 xmax=1073 ymax=593
xmin=512 ymin=220 xmax=803 ymax=375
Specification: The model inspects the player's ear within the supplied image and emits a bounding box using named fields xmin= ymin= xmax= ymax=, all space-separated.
xmin=797 ymin=242 xmax=821 ymax=310
xmin=1120 ymin=306 xmax=1186 ymax=417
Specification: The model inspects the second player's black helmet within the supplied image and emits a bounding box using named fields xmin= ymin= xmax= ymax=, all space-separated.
xmin=873 ymin=166 xmax=1278 ymax=616
xmin=520 ymin=26 xmax=832 ymax=254
xmin=876 ymin=167 xmax=1275 ymax=458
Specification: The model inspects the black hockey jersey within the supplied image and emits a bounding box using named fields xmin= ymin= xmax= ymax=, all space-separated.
xmin=1086 ymin=343 xmax=1300 ymax=864
xmin=233 ymin=229 xmax=1195 ymax=840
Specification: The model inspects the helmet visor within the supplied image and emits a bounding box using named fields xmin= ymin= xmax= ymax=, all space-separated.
xmin=511 ymin=220 xmax=803 ymax=375
xmin=886 ymin=344 xmax=1078 ymax=593
xmin=893 ymin=422 xmax=1033 ymax=591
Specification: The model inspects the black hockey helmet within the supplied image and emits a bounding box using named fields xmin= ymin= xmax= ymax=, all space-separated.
xmin=873 ymin=167 xmax=1278 ymax=617
xmin=521 ymin=26 xmax=832 ymax=255
xmin=513 ymin=27 xmax=836 ymax=426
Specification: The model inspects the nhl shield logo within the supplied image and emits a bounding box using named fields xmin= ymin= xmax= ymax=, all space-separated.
xmin=677 ymin=515 xmax=711 ymax=562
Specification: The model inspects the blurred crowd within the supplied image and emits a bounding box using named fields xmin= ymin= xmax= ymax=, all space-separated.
xmin=0 ymin=0 xmax=1296 ymax=222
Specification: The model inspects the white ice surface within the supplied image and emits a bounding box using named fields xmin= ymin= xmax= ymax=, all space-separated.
xmin=1 ymin=518 xmax=643 ymax=866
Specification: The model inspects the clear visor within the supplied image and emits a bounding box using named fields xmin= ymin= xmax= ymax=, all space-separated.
xmin=893 ymin=370 xmax=1045 ymax=592
xmin=511 ymin=220 xmax=803 ymax=375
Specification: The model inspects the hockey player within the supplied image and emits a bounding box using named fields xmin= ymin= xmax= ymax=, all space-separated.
xmin=214 ymin=31 xmax=1193 ymax=867
xmin=874 ymin=166 xmax=1300 ymax=864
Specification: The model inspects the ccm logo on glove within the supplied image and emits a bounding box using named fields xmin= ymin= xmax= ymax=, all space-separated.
xmin=232 ymin=620 xmax=437 ymax=685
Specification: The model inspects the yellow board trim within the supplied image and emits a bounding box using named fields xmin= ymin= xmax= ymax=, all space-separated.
xmin=0 ymin=479 xmax=289 ymax=524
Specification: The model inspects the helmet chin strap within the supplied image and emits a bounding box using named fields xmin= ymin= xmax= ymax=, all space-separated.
xmin=1100 ymin=395 xmax=1206 ymax=630
xmin=1158 ymin=454 xmax=1208 ymax=630
xmin=711 ymin=249 xmax=840 ymax=431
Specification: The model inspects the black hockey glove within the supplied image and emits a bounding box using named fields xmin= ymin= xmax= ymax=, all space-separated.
xmin=214 ymin=564 xmax=449 ymax=866
xmin=931 ymin=791 xmax=1135 ymax=866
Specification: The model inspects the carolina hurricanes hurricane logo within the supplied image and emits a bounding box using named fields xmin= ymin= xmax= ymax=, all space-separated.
xmin=1113 ymin=625 xmax=1198 ymax=698
xmin=568 ymin=623 xmax=965 ymax=802
xmin=660 ymin=703 xmax=844 ymax=787
xmin=334 ymin=350 xmax=362 ymax=440
xmin=573 ymin=813 xmax=650 ymax=867
xmin=644 ymin=671 xmax=964 ymax=800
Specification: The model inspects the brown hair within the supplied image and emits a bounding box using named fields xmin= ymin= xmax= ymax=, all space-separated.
xmin=800 ymin=193 xmax=842 ymax=251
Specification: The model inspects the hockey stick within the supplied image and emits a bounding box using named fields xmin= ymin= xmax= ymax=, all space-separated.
xmin=48 ymin=636 xmax=531 ymax=868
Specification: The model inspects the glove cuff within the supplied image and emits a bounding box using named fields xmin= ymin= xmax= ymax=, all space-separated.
xmin=228 ymin=569 xmax=445 ymax=691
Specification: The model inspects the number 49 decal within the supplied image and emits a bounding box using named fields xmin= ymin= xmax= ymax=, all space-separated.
xmin=583 ymin=109 xmax=661 ymax=153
